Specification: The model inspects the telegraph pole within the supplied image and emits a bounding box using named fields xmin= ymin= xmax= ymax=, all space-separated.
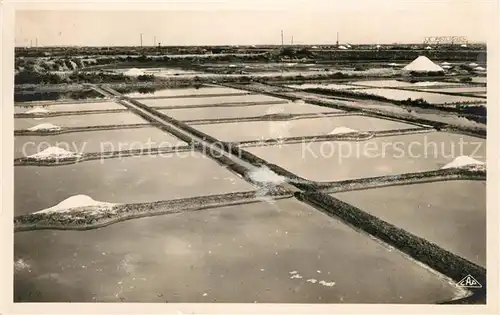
xmin=281 ymin=30 xmax=284 ymax=47
xmin=140 ymin=33 xmax=143 ymax=47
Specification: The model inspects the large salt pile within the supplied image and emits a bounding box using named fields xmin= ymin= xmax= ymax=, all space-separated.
xmin=441 ymin=156 xmax=484 ymax=169
xmin=35 ymin=194 xmax=117 ymax=214
xmin=26 ymin=107 xmax=50 ymax=115
xmin=469 ymin=62 xmax=479 ymax=67
xmin=28 ymin=123 xmax=61 ymax=131
xmin=27 ymin=146 xmax=82 ymax=160
xmin=474 ymin=66 xmax=486 ymax=72
xmin=329 ymin=127 xmax=358 ymax=135
xmin=123 ymin=68 xmax=145 ymax=76
xmin=403 ymin=56 xmax=444 ymax=73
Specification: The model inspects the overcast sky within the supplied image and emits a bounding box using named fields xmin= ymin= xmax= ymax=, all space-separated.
xmin=15 ymin=0 xmax=492 ymax=46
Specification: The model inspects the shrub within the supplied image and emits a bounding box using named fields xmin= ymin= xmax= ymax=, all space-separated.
xmin=15 ymin=70 xmax=63 ymax=85
xmin=137 ymin=74 xmax=155 ymax=82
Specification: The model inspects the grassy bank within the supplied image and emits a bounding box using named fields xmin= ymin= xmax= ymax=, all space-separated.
xmin=14 ymin=108 xmax=128 ymax=118
xmin=14 ymin=191 xmax=291 ymax=232
xmin=303 ymin=87 xmax=487 ymax=123
xmin=14 ymin=123 xmax=151 ymax=136
xmin=14 ymin=89 xmax=106 ymax=103
xmin=14 ymin=145 xmax=192 ymax=166
xmin=221 ymin=82 xmax=487 ymax=137
xmin=233 ymin=127 xmax=432 ymax=148
xmin=185 ymin=111 xmax=349 ymax=126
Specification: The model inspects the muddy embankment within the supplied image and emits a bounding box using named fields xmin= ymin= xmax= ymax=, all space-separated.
xmin=14 ymin=124 xmax=151 ymax=136
xmin=14 ymin=191 xmax=292 ymax=232
xmin=302 ymin=88 xmax=486 ymax=123
xmin=14 ymin=145 xmax=193 ymax=167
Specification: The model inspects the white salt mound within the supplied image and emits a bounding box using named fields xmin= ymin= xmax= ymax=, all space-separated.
xmin=35 ymin=194 xmax=117 ymax=214
xmin=27 ymin=146 xmax=81 ymax=160
xmin=403 ymin=56 xmax=443 ymax=72
xmin=26 ymin=107 xmax=50 ymax=114
xmin=28 ymin=123 xmax=61 ymax=131
xmin=441 ymin=156 xmax=484 ymax=169
xmin=248 ymin=166 xmax=287 ymax=185
xmin=469 ymin=63 xmax=479 ymax=67
xmin=329 ymin=127 xmax=358 ymax=135
xmin=123 ymin=68 xmax=145 ymax=76
xmin=474 ymin=66 xmax=486 ymax=71
xmin=414 ymin=81 xmax=443 ymax=87
xmin=319 ymin=280 xmax=336 ymax=287
xmin=14 ymin=259 xmax=30 ymax=272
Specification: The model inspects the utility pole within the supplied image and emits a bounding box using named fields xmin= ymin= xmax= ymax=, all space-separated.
xmin=291 ymin=36 xmax=294 ymax=45
xmin=336 ymin=32 xmax=339 ymax=47
xmin=140 ymin=33 xmax=143 ymax=47
xmin=35 ymin=38 xmax=38 ymax=48
xmin=281 ymin=30 xmax=284 ymax=47
xmin=30 ymin=39 xmax=32 ymax=48
xmin=154 ymin=36 xmax=156 ymax=47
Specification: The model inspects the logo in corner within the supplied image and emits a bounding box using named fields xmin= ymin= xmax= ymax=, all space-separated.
xmin=456 ymin=275 xmax=482 ymax=288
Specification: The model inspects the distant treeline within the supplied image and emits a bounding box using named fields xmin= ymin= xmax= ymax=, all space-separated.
xmin=15 ymin=47 xmax=486 ymax=62
xmin=14 ymin=90 xmax=105 ymax=102
xmin=14 ymin=70 xmax=156 ymax=85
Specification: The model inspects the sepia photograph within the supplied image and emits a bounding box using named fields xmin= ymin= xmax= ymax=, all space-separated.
xmin=1 ymin=0 xmax=499 ymax=313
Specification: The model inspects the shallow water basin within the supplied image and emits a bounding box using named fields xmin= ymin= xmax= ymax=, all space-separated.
xmin=14 ymin=127 xmax=186 ymax=158
xmin=14 ymin=101 xmax=125 ymax=114
xmin=14 ymin=198 xmax=463 ymax=303
xmin=139 ymin=94 xmax=284 ymax=108
xmin=14 ymin=112 xmax=148 ymax=130
xmin=193 ymin=116 xmax=419 ymax=142
xmin=358 ymin=88 xmax=484 ymax=104
xmin=333 ymin=180 xmax=486 ymax=267
xmin=245 ymin=132 xmax=486 ymax=182
xmin=14 ymin=152 xmax=255 ymax=215
xmin=162 ymin=102 xmax=343 ymax=121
